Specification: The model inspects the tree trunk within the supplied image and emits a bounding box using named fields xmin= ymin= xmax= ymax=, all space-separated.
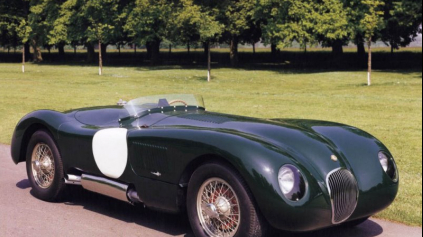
xmin=253 ymin=42 xmax=256 ymax=54
xmin=357 ymin=41 xmax=366 ymax=57
xmin=148 ymin=39 xmax=161 ymax=65
xmin=187 ymin=42 xmax=190 ymax=54
xmin=58 ymin=42 xmax=65 ymax=58
xmin=271 ymin=43 xmax=278 ymax=60
xmin=101 ymin=43 xmax=107 ymax=63
xmin=230 ymin=37 xmax=239 ymax=67
xmin=24 ymin=43 xmax=31 ymax=61
xmin=118 ymin=44 xmax=121 ymax=56
xmin=332 ymin=39 xmax=344 ymax=57
xmin=390 ymin=43 xmax=394 ymax=55
xmin=203 ymin=42 xmax=209 ymax=59
xmin=134 ymin=44 xmax=137 ymax=55
xmin=22 ymin=44 xmax=25 ymax=73
xmin=207 ymin=42 xmax=211 ymax=82
xmin=31 ymin=39 xmax=43 ymax=62
xmin=74 ymin=45 xmax=76 ymax=55
xmin=146 ymin=42 xmax=152 ymax=59
xmin=86 ymin=42 xmax=95 ymax=63
xmin=99 ymin=40 xmax=103 ymax=76
xmin=367 ymin=37 xmax=372 ymax=86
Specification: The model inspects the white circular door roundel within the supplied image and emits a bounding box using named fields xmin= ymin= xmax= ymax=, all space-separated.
xmin=92 ymin=128 xmax=128 ymax=179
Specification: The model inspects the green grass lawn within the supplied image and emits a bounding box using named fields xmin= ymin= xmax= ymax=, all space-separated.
xmin=0 ymin=63 xmax=421 ymax=226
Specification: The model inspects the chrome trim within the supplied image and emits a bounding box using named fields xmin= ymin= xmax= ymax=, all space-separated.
xmin=65 ymin=174 xmax=82 ymax=185
xmin=151 ymin=171 xmax=162 ymax=177
xmin=81 ymin=174 xmax=129 ymax=202
xmin=127 ymin=189 xmax=142 ymax=204
xmin=326 ymin=168 xmax=359 ymax=224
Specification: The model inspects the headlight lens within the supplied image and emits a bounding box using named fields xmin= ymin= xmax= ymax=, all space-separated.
xmin=278 ymin=165 xmax=306 ymax=201
xmin=378 ymin=152 xmax=398 ymax=181
xmin=378 ymin=152 xmax=389 ymax=172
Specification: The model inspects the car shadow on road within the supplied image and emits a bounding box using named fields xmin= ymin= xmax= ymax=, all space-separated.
xmin=270 ymin=220 xmax=383 ymax=237
xmin=16 ymin=179 xmax=31 ymax=189
xmin=21 ymin=183 xmax=383 ymax=237
xmin=63 ymin=185 xmax=194 ymax=236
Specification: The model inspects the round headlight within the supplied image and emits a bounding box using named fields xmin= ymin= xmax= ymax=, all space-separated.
xmin=278 ymin=165 xmax=306 ymax=201
xmin=378 ymin=152 xmax=398 ymax=181
xmin=378 ymin=152 xmax=389 ymax=172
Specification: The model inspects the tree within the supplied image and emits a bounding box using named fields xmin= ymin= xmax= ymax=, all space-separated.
xmin=125 ymin=0 xmax=174 ymax=65
xmin=51 ymin=0 xmax=124 ymax=72
xmin=258 ymin=0 xmax=319 ymax=52
xmin=240 ymin=20 xmax=262 ymax=54
xmin=315 ymin=0 xmax=350 ymax=58
xmin=27 ymin=0 xmax=48 ymax=62
xmin=173 ymin=0 xmax=201 ymax=55
xmin=17 ymin=19 xmax=31 ymax=72
xmin=175 ymin=0 xmax=223 ymax=81
xmin=51 ymin=0 xmax=94 ymax=62
xmin=195 ymin=0 xmax=256 ymax=67
xmin=221 ymin=0 xmax=256 ymax=67
xmin=84 ymin=0 xmax=123 ymax=75
xmin=0 ymin=0 xmax=31 ymax=70
xmin=381 ymin=0 xmax=422 ymax=54
xmin=27 ymin=0 xmax=67 ymax=60
xmin=361 ymin=0 xmax=384 ymax=86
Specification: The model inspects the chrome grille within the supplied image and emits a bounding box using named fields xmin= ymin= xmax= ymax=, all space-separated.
xmin=327 ymin=169 xmax=359 ymax=224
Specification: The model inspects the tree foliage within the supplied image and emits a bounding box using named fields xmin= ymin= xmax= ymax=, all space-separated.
xmin=0 ymin=0 xmax=421 ymax=65
xmin=381 ymin=0 xmax=422 ymax=50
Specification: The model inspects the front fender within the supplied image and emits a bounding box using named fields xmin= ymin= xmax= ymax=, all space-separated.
xmin=11 ymin=110 xmax=72 ymax=164
xmin=309 ymin=123 xmax=399 ymax=221
xmin=127 ymin=127 xmax=332 ymax=231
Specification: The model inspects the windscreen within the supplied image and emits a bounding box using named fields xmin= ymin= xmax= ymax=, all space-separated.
xmin=124 ymin=94 xmax=205 ymax=117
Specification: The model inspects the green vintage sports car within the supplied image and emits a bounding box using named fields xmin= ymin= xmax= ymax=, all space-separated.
xmin=11 ymin=94 xmax=399 ymax=236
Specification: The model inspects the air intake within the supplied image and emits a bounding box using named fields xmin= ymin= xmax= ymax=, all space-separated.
xmin=326 ymin=169 xmax=359 ymax=224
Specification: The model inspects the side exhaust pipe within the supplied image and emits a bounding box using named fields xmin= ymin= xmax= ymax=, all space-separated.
xmin=65 ymin=173 xmax=142 ymax=204
xmin=81 ymin=174 xmax=129 ymax=202
xmin=65 ymin=174 xmax=82 ymax=185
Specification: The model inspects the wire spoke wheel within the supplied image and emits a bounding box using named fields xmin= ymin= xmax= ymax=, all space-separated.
xmin=197 ymin=178 xmax=241 ymax=237
xmin=31 ymin=143 xmax=55 ymax=189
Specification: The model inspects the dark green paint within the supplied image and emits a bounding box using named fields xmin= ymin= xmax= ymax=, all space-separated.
xmin=11 ymin=105 xmax=399 ymax=232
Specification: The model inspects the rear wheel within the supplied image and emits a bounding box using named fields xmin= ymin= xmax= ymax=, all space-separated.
xmin=187 ymin=162 xmax=266 ymax=237
xmin=26 ymin=129 xmax=66 ymax=201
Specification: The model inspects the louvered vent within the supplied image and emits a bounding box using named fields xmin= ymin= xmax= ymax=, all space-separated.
xmin=132 ymin=142 xmax=169 ymax=172
xmin=326 ymin=169 xmax=359 ymax=224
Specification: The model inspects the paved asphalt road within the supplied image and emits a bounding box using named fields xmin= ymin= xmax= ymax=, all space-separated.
xmin=1 ymin=143 xmax=421 ymax=237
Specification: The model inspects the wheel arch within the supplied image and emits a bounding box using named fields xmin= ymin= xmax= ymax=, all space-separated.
xmin=11 ymin=110 xmax=67 ymax=164
xmin=20 ymin=124 xmax=51 ymax=162
xmin=177 ymin=153 xmax=265 ymax=216
xmin=178 ymin=153 xmax=240 ymax=187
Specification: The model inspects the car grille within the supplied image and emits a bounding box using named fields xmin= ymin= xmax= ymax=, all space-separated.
xmin=327 ymin=168 xmax=359 ymax=224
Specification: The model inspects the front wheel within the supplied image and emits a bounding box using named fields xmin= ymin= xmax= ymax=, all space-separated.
xmin=26 ymin=129 xmax=66 ymax=201
xmin=187 ymin=162 xmax=266 ymax=237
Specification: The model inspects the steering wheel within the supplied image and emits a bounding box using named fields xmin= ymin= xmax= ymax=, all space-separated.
xmin=169 ymin=100 xmax=188 ymax=106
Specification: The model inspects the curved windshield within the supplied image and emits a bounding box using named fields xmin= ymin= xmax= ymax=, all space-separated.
xmin=124 ymin=94 xmax=205 ymax=117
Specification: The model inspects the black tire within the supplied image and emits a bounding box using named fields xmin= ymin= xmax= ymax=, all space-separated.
xmin=342 ymin=217 xmax=369 ymax=228
xmin=26 ymin=129 xmax=66 ymax=202
xmin=187 ymin=162 xmax=266 ymax=237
